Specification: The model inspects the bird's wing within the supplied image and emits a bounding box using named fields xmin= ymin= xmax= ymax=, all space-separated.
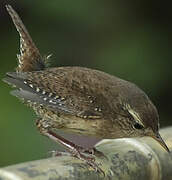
xmin=3 ymin=68 xmax=107 ymax=119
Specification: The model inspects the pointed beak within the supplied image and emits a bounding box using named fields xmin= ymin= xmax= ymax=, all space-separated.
xmin=151 ymin=133 xmax=170 ymax=153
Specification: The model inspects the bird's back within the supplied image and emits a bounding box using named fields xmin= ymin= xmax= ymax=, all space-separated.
xmin=4 ymin=66 xmax=150 ymax=120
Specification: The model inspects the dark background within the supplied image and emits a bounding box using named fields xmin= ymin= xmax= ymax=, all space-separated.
xmin=0 ymin=0 xmax=172 ymax=167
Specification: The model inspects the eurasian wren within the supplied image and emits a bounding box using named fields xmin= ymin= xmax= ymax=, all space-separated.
xmin=3 ymin=5 xmax=169 ymax=172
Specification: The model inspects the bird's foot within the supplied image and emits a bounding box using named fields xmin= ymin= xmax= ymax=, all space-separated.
xmin=48 ymin=147 xmax=104 ymax=175
xmin=77 ymin=146 xmax=107 ymax=159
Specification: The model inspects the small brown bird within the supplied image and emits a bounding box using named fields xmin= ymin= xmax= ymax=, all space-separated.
xmin=3 ymin=5 xmax=169 ymax=172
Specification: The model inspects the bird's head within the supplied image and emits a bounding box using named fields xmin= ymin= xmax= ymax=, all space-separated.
xmin=122 ymin=97 xmax=170 ymax=153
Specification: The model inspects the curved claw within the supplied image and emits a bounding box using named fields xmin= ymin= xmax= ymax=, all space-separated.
xmin=69 ymin=148 xmax=105 ymax=176
xmin=83 ymin=156 xmax=105 ymax=176
xmin=76 ymin=146 xmax=107 ymax=160
xmin=48 ymin=148 xmax=105 ymax=176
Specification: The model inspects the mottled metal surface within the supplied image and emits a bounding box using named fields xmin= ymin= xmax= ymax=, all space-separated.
xmin=0 ymin=127 xmax=172 ymax=180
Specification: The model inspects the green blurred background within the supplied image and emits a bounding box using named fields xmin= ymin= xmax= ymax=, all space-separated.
xmin=0 ymin=0 xmax=172 ymax=167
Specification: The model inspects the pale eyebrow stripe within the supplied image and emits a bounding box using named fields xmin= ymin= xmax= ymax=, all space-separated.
xmin=128 ymin=108 xmax=144 ymax=127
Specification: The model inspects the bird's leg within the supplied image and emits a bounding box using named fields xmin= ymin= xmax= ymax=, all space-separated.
xmin=77 ymin=146 xmax=106 ymax=159
xmin=36 ymin=119 xmax=104 ymax=173
xmin=48 ymin=138 xmax=106 ymax=159
xmin=36 ymin=119 xmax=94 ymax=158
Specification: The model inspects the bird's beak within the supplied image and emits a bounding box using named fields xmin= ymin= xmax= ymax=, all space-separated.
xmin=151 ymin=133 xmax=170 ymax=153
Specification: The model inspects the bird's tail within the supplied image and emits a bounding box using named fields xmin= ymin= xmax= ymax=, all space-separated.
xmin=6 ymin=5 xmax=45 ymax=72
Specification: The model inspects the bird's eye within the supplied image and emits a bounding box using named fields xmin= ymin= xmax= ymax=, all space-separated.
xmin=133 ymin=123 xmax=144 ymax=130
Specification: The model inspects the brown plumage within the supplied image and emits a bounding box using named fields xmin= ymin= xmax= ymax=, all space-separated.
xmin=4 ymin=67 xmax=159 ymax=139
xmin=3 ymin=5 xmax=169 ymax=173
